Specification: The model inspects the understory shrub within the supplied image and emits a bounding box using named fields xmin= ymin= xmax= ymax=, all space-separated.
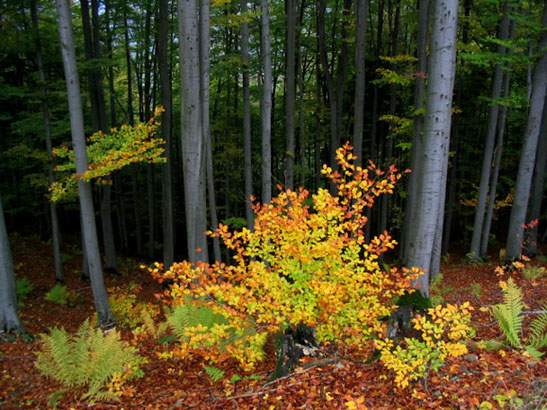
xmin=107 ymin=283 xmax=160 ymax=328
xmin=151 ymin=144 xmax=418 ymax=371
xmin=375 ymin=302 xmax=474 ymax=388
xmin=35 ymin=319 xmax=146 ymax=402
xmin=150 ymin=143 xmax=474 ymax=384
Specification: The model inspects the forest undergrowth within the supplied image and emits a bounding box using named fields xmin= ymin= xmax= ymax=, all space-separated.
xmin=1 ymin=234 xmax=546 ymax=409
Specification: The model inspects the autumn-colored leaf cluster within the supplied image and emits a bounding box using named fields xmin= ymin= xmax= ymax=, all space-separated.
xmin=49 ymin=106 xmax=166 ymax=202
xmin=151 ymin=143 xmax=421 ymax=371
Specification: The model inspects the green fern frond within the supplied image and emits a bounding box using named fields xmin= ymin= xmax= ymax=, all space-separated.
xmin=528 ymin=302 xmax=547 ymax=350
xmin=203 ymin=364 xmax=225 ymax=382
xmin=492 ymin=278 xmax=524 ymax=347
xmin=523 ymin=345 xmax=544 ymax=360
xmin=35 ymin=320 xmax=144 ymax=401
xmin=166 ymin=303 xmax=227 ymax=342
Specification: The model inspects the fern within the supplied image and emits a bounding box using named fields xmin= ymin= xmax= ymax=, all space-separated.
xmin=528 ymin=302 xmax=547 ymax=353
xmin=489 ymin=280 xmax=546 ymax=359
xmin=491 ymin=278 xmax=524 ymax=347
xmin=203 ymin=364 xmax=225 ymax=382
xmin=44 ymin=284 xmax=77 ymax=306
xmin=35 ymin=319 xmax=145 ymax=402
xmin=165 ymin=303 xmax=227 ymax=342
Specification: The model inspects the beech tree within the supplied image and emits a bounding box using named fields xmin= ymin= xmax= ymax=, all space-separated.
xmin=30 ymin=0 xmax=63 ymax=282
xmin=178 ymin=0 xmax=209 ymax=263
xmin=469 ymin=0 xmax=511 ymax=262
xmin=261 ymin=0 xmax=273 ymax=204
xmin=506 ymin=0 xmax=547 ymax=261
xmin=55 ymin=0 xmax=114 ymax=327
xmin=0 ymin=192 xmax=24 ymax=334
xmin=406 ymin=0 xmax=459 ymax=296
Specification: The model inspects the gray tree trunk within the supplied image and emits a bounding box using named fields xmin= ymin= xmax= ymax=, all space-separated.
xmin=261 ymin=0 xmax=273 ymax=204
xmin=524 ymin=95 xmax=547 ymax=256
xmin=179 ymin=0 xmax=209 ymax=263
xmin=201 ymin=0 xmax=221 ymax=262
xmin=159 ymin=0 xmax=175 ymax=269
xmin=56 ymin=0 xmax=114 ymax=327
xmin=124 ymin=10 xmax=143 ymax=256
xmin=481 ymin=57 xmax=514 ymax=257
xmin=406 ymin=0 xmax=458 ymax=296
xmin=353 ymin=0 xmax=367 ymax=168
xmin=241 ymin=0 xmax=254 ymax=230
xmin=31 ymin=0 xmax=63 ymax=282
xmin=284 ymin=0 xmax=296 ymax=190
xmin=506 ymin=1 xmax=547 ymax=261
xmin=469 ymin=0 xmax=511 ymax=262
xmin=402 ymin=0 xmax=429 ymax=264
xmin=0 ymin=192 xmax=24 ymax=334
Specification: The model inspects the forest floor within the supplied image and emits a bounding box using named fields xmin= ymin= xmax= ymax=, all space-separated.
xmin=1 ymin=233 xmax=546 ymax=409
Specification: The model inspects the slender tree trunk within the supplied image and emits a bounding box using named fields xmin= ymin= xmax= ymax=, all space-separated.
xmin=201 ymin=0 xmax=221 ymax=262
xmin=159 ymin=0 xmax=175 ymax=269
xmin=147 ymin=165 xmax=155 ymax=259
xmin=0 ymin=192 xmax=24 ymax=334
xmin=179 ymin=0 xmax=209 ymax=263
xmin=402 ymin=0 xmax=429 ymax=264
xmin=261 ymin=0 xmax=273 ymax=204
xmin=56 ymin=0 xmax=114 ymax=327
xmin=284 ymin=0 xmax=297 ymax=190
xmin=406 ymin=0 xmax=459 ymax=296
xmin=353 ymin=0 xmax=367 ymax=168
xmin=506 ymin=1 xmax=547 ymax=261
xmin=30 ymin=0 xmax=63 ymax=282
xmin=524 ymin=95 xmax=547 ymax=256
xmin=469 ymin=0 xmax=511 ymax=261
xmin=481 ymin=52 xmax=515 ymax=258
xmin=241 ymin=0 xmax=254 ymax=230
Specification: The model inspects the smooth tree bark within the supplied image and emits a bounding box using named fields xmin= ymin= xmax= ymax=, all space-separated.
xmin=481 ymin=34 xmax=515 ymax=258
xmin=81 ymin=0 xmax=118 ymax=272
xmin=124 ymin=8 xmax=143 ymax=256
xmin=506 ymin=1 xmax=547 ymax=261
xmin=402 ymin=0 xmax=429 ymax=264
xmin=55 ymin=0 xmax=114 ymax=327
xmin=0 ymin=192 xmax=24 ymax=334
xmin=261 ymin=0 xmax=273 ymax=204
xmin=159 ymin=0 xmax=174 ymax=269
xmin=241 ymin=0 xmax=254 ymax=230
xmin=30 ymin=0 xmax=63 ymax=282
xmin=524 ymin=95 xmax=547 ymax=256
xmin=317 ymin=0 xmax=352 ymax=185
xmin=178 ymin=0 xmax=209 ymax=263
xmin=201 ymin=0 xmax=221 ymax=262
xmin=284 ymin=0 xmax=297 ymax=190
xmin=353 ymin=0 xmax=367 ymax=168
xmin=469 ymin=0 xmax=511 ymax=262
xmin=406 ymin=0 xmax=459 ymax=296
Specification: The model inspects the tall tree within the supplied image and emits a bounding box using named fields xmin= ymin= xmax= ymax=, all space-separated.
xmin=241 ymin=0 xmax=254 ymax=230
xmin=506 ymin=1 xmax=547 ymax=261
xmin=402 ymin=0 xmax=429 ymax=264
xmin=524 ymin=95 xmax=547 ymax=257
xmin=317 ymin=0 xmax=352 ymax=183
xmin=30 ymin=0 xmax=63 ymax=282
xmin=406 ymin=0 xmax=459 ymax=296
xmin=179 ymin=0 xmax=209 ymax=263
xmin=202 ymin=0 xmax=221 ymax=262
xmin=0 ymin=192 xmax=24 ymax=334
xmin=159 ymin=0 xmax=174 ymax=269
xmin=55 ymin=0 xmax=114 ymax=327
xmin=284 ymin=0 xmax=297 ymax=190
xmin=261 ymin=0 xmax=273 ymax=204
xmin=469 ymin=0 xmax=511 ymax=262
xmin=353 ymin=0 xmax=367 ymax=168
